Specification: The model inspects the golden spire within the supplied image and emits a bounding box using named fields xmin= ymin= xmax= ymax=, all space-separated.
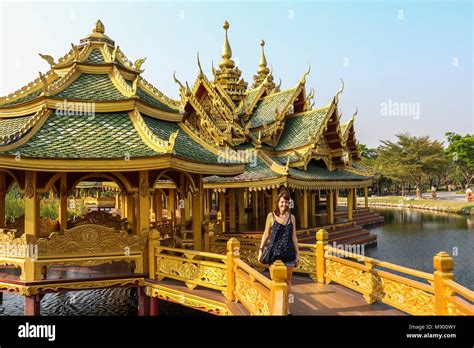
xmin=257 ymin=40 xmax=270 ymax=75
xmin=219 ymin=20 xmax=235 ymax=69
xmin=93 ymin=20 xmax=105 ymax=34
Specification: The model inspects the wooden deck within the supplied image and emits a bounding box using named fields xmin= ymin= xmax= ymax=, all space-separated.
xmin=290 ymin=276 xmax=404 ymax=315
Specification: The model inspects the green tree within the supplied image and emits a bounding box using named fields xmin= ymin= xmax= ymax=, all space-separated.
xmin=375 ymin=133 xmax=449 ymax=197
xmin=445 ymin=132 xmax=474 ymax=188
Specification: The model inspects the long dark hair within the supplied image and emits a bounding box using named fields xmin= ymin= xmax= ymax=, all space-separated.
xmin=273 ymin=190 xmax=291 ymax=217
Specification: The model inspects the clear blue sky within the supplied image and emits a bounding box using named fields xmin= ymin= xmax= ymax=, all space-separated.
xmin=1 ymin=0 xmax=472 ymax=147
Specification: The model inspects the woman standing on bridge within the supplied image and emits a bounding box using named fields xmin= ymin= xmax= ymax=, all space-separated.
xmin=258 ymin=190 xmax=300 ymax=302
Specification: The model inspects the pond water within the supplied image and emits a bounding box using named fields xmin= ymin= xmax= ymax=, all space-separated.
xmin=366 ymin=207 xmax=474 ymax=289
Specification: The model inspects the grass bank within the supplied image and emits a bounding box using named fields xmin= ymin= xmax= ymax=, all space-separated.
xmin=357 ymin=196 xmax=474 ymax=215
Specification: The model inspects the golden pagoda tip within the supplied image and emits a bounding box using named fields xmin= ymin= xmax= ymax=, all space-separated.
xmin=93 ymin=20 xmax=105 ymax=34
xmin=223 ymin=20 xmax=230 ymax=30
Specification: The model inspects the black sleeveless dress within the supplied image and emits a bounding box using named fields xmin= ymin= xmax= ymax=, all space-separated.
xmin=268 ymin=212 xmax=297 ymax=265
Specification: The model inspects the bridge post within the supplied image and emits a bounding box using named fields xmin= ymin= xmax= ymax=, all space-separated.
xmin=433 ymin=251 xmax=454 ymax=315
xmin=270 ymin=260 xmax=288 ymax=315
xmin=316 ymin=229 xmax=328 ymax=284
xmin=226 ymin=238 xmax=240 ymax=301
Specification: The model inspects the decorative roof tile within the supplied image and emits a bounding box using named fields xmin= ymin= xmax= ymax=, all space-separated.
xmin=0 ymin=115 xmax=35 ymax=140
xmin=275 ymin=106 xmax=329 ymax=151
xmin=136 ymin=88 xmax=179 ymax=113
xmin=1 ymin=90 xmax=42 ymax=107
xmin=248 ymin=86 xmax=298 ymax=128
xmin=84 ymin=48 xmax=105 ymax=64
xmin=2 ymin=112 xmax=157 ymax=158
xmin=288 ymin=162 xmax=369 ymax=180
xmin=55 ymin=74 xmax=126 ymax=100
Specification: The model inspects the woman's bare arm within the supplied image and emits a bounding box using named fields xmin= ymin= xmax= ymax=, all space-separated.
xmin=291 ymin=214 xmax=300 ymax=262
xmin=259 ymin=213 xmax=273 ymax=250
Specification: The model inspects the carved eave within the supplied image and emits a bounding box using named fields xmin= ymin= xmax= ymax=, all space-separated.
xmin=129 ymin=108 xmax=177 ymax=154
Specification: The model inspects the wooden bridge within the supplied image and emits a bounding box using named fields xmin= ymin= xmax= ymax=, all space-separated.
xmin=0 ymin=226 xmax=472 ymax=316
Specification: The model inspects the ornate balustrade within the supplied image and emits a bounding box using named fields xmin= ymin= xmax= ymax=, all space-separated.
xmin=0 ymin=224 xmax=148 ymax=281
xmin=313 ymin=229 xmax=473 ymax=316
xmin=147 ymin=231 xmax=288 ymax=315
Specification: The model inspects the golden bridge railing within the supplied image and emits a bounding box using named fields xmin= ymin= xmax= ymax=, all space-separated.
xmin=314 ymin=229 xmax=473 ymax=316
xmin=148 ymin=231 xmax=288 ymax=315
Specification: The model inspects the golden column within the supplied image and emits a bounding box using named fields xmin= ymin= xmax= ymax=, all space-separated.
xmin=229 ymin=190 xmax=236 ymax=231
xmin=364 ymin=186 xmax=369 ymax=208
xmin=237 ymin=189 xmax=245 ymax=225
xmin=58 ymin=173 xmax=68 ymax=231
xmin=353 ymin=188 xmax=358 ymax=209
xmin=24 ymin=171 xmax=40 ymax=236
xmin=301 ymin=190 xmax=308 ymax=228
xmin=252 ymin=190 xmax=259 ymax=222
xmin=326 ymin=189 xmax=334 ymax=225
xmin=192 ymin=177 xmax=204 ymax=250
xmin=0 ymin=172 xmax=6 ymax=228
xmin=347 ymin=188 xmax=353 ymax=221
xmin=218 ymin=191 xmax=226 ymax=233
xmin=137 ymin=171 xmax=150 ymax=233
xmin=126 ymin=192 xmax=136 ymax=231
xmin=168 ymin=188 xmax=175 ymax=224
xmin=154 ymin=189 xmax=163 ymax=221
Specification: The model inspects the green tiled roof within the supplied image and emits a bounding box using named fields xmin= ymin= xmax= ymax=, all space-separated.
xmin=143 ymin=116 xmax=227 ymax=164
xmin=203 ymin=156 xmax=280 ymax=183
xmin=288 ymin=162 xmax=369 ymax=181
xmin=241 ymin=88 xmax=262 ymax=114
xmin=55 ymin=74 xmax=126 ymax=100
xmin=271 ymin=154 xmax=299 ymax=164
xmin=136 ymin=88 xmax=178 ymax=113
xmin=275 ymin=106 xmax=329 ymax=151
xmin=0 ymin=114 xmax=35 ymax=140
xmin=84 ymin=49 xmax=105 ymax=64
xmin=1 ymin=89 xmax=42 ymax=107
xmin=248 ymin=86 xmax=298 ymax=128
xmin=2 ymin=112 xmax=158 ymax=159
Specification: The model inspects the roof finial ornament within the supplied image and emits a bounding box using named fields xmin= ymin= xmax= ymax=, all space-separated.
xmin=39 ymin=72 xmax=48 ymax=93
xmin=219 ymin=20 xmax=235 ymax=69
xmin=39 ymin=54 xmax=55 ymax=68
xmin=134 ymin=58 xmax=146 ymax=71
xmin=197 ymin=52 xmax=204 ymax=76
xmin=257 ymin=40 xmax=270 ymax=75
xmin=173 ymin=71 xmax=186 ymax=91
xmin=93 ymin=20 xmax=105 ymax=34
xmin=351 ymin=106 xmax=358 ymax=120
xmin=71 ymin=43 xmax=80 ymax=61
xmin=300 ymin=62 xmax=311 ymax=84
xmin=334 ymin=78 xmax=345 ymax=105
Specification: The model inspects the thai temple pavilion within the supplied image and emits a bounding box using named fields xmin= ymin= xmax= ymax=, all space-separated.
xmin=0 ymin=20 xmax=378 ymax=253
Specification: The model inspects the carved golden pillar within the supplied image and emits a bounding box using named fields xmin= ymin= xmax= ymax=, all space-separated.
xmin=24 ymin=171 xmax=40 ymax=236
xmin=179 ymin=175 xmax=186 ymax=225
xmin=353 ymin=188 xmax=358 ymax=209
xmin=0 ymin=172 xmax=6 ymax=228
xmin=154 ymin=189 xmax=163 ymax=221
xmin=121 ymin=193 xmax=127 ymax=219
xmin=296 ymin=190 xmax=304 ymax=228
xmin=168 ymin=189 xmax=175 ymax=225
xmin=218 ymin=191 xmax=226 ymax=233
xmin=309 ymin=192 xmax=315 ymax=227
xmin=334 ymin=189 xmax=338 ymax=212
xmin=347 ymin=188 xmax=353 ymax=222
xmin=252 ymin=190 xmax=258 ymax=222
xmin=192 ymin=179 xmax=204 ymax=250
xmin=58 ymin=173 xmax=68 ymax=231
xmin=301 ymin=190 xmax=308 ymax=228
xmin=229 ymin=190 xmax=236 ymax=231
xmin=237 ymin=189 xmax=245 ymax=225
xmin=184 ymin=192 xmax=191 ymax=224
xmin=126 ymin=192 xmax=136 ymax=231
xmin=326 ymin=190 xmax=334 ymax=225
xmin=136 ymin=172 xmax=150 ymax=233
xmin=364 ymin=187 xmax=369 ymax=208
xmin=271 ymin=188 xmax=278 ymax=208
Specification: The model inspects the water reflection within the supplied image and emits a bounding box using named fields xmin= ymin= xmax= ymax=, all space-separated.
xmin=367 ymin=207 xmax=473 ymax=288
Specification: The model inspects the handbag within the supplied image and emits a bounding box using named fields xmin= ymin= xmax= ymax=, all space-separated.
xmin=258 ymin=240 xmax=273 ymax=265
